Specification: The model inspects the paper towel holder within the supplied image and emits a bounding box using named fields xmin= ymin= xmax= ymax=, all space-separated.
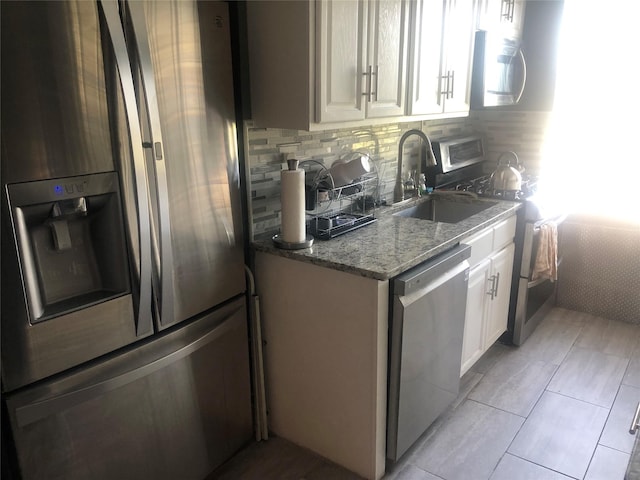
xmin=272 ymin=233 xmax=313 ymax=250
xmin=273 ymin=157 xmax=314 ymax=249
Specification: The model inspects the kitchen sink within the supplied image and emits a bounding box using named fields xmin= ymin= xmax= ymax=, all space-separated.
xmin=393 ymin=197 xmax=497 ymax=223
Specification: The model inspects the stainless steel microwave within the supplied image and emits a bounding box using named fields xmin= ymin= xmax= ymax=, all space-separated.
xmin=471 ymin=30 xmax=527 ymax=107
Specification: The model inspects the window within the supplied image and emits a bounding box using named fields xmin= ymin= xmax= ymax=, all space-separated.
xmin=539 ymin=0 xmax=640 ymax=224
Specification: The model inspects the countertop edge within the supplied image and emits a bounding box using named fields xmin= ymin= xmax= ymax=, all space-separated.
xmin=252 ymin=200 xmax=522 ymax=281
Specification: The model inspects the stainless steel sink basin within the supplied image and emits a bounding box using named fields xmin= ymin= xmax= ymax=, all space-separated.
xmin=393 ymin=198 xmax=497 ymax=223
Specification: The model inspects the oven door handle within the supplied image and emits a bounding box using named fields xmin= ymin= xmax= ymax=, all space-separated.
xmin=522 ymin=213 xmax=567 ymax=278
xmin=533 ymin=213 xmax=568 ymax=231
xmin=527 ymin=276 xmax=550 ymax=289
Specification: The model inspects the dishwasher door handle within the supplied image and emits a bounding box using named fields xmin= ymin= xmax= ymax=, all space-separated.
xmin=394 ymin=244 xmax=471 ymax=296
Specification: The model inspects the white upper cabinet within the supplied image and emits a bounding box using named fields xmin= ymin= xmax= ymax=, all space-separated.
xmin=406 ymin=0 xmax=445 ymax=115
xmin=246 ymin=0 xmax=479 ymax=130
xmin=408 ymin=0 xmax=477 ymax=116
xmin=442 ymin=0 xmax=477 ymax=114
xmin=477 ymin=0 xmax=526 ymax=37
xmin=363 ymin=0 xmax=408 ymax=119
xmin=316 ymin=0 xmax=408 ymax=123
xmin=316 ymin=1 xmax=368 ymax=123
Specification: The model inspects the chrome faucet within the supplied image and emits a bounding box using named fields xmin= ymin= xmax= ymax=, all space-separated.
xmin=394 ymin=129 xmax=437 ymax=203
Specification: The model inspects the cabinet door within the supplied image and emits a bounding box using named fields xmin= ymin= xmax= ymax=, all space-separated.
xmin=365 ymin=0 xmax=408 ymax=118
xmin=461 ymin=259 xmax=491 ymax=376
xmin=477 ymin=0 xmax=525 ymax=37
xmin=476 ymin=0 xmax=501 ymax=30
xmin=508 ymin=0 xmax=526 ymax=37
xmin=316 ymin=0 xmax=368 ymax=123
xmin=442 ymin=0 xmax=476 ymax=114
xmin=484 ymin=242 xmax=515 ymax=347
xmin=6 ymin=302 xmax=252 ymax=480
xmin=407 ymin=0 xmax=446 ymax=115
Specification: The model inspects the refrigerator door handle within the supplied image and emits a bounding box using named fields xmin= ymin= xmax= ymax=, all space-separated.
xmin=126 ymin=1 xmax=176 ymax=328
xmin=14 ymin=310 xmax=240 ymax=429
xmin=99 ymin=0 xmax=153 ymax=337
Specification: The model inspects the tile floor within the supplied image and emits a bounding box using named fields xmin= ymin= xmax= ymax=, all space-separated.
xmin=209 ymin=307 xmax=640 ymax=480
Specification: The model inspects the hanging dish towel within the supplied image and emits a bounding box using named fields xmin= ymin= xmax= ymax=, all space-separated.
xmin=531 ymin=222 xmax=558 ymax=282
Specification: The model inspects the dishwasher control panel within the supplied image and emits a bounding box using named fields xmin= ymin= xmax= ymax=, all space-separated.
xmin=393 ymin=244 xmax=471 ymax=296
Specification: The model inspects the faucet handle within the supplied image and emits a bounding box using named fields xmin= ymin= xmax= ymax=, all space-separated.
xmin=417 ymin=174 xmax=427 ymax=197
xmin=404 ymin=170 xmax=415 ymax=189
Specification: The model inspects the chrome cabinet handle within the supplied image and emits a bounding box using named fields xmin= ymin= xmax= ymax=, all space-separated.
xmin=444 ymin=70 xmax=451 ymax=98
xmin=449 ymin=70 xmax=455 ymax=99
xmin=362 ymin=65 xmax=378 ymax=102
xmin=502 ymin=0 xmax=514 ymax=22
xmin=440 ymin=71 xmax=450 ymax=98
xmin=100 ymin=0 xmax=153 ymax=337
xmin=487 ymin=274 xmax=497 ymax=300
xmin=486 ymin=273 xmax=500 ymax=300
xmin=363 ymin=65 xmax=373 ymax=102
xmin=446 ymin=71 xmax=451 ymax=99
xmin=630 ymin=402 xmax=640 ymax=434
xmin=373 ymin=65 xmax=379 ymax=101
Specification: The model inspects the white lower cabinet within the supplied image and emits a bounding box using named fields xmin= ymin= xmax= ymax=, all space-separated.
xmin=461 ymin=258 xmax=491 ymax=374
xmin=460 ymin=216 xmax=516 ymax=376
xmin=484 ymin=243 xmax=515 ymax=346
xmin=254 ymin=252 xmax=389 ymax=480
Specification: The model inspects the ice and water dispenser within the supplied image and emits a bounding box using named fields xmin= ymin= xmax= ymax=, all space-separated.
xmin=7 ymin=172 xmax=130 ymax=324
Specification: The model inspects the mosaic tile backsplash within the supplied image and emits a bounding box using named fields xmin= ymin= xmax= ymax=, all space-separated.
xmin=244 ymin=112 xmax=639 ymax=324
xmin=473 ymin=110 xmax=550 ymax=175
xmin=557 ymin=217 xmax=640 ymax=324
xmin=244 ymin=111 xmax=550 ymax=238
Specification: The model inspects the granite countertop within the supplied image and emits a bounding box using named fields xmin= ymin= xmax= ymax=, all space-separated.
xmin=252 ymin=195 xmax=522 ymax=281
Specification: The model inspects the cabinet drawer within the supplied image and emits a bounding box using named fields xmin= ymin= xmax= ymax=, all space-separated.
xmin=463 ymin=214 xmax=517 ymax=268
xmin=493 ymin=216 xmax=517 ymax=251
xmin=464 ymin=227 xmax=493 ymax=269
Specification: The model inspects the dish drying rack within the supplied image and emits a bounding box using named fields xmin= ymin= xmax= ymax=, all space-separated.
xmin=301 ymin=160 xmax=378 ymax=240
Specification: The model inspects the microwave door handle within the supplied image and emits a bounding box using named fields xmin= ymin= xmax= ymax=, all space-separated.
xmin=99 ymin=0 xmax=153 ymax=337
xmin=514 ymin=47 xmax=527 ymax=103
xmin=127 ymin=1 xmax=176 ymax=328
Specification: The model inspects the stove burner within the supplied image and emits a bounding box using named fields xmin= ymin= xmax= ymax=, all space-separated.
xmin=448 ymin=174 xmax=537 ymax=201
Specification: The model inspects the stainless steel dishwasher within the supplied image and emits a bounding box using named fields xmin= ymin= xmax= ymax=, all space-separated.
xmin=387 ymin=243 xmax=471 ymax=462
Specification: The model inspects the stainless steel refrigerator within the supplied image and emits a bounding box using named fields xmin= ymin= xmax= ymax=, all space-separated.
xmin=0 ymin=1 xmax=252 ymax=479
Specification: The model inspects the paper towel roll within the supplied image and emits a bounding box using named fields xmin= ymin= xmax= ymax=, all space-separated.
xmin=280 ymin=168 xmax=306 ymax=243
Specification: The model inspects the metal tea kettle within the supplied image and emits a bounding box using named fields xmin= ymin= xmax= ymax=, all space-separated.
xmin=490 ymin=151 xmax=523 ymax=191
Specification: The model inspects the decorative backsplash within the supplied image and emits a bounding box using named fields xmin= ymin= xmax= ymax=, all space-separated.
xmin=244 ymin=111 xmax=550 ymax=238
xmin=473 ymin=110 xmax=550 ymax=176
xmin=557 ymin=216 xmax=640 ymax=324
